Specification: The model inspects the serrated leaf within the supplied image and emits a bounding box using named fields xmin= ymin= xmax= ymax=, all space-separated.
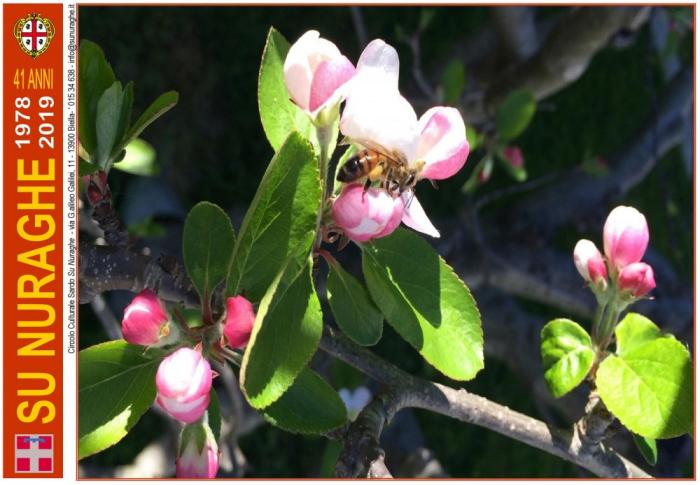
xmin=441 ymin=60 xmax=466 ymax=104
xmin=495 ymin=89 xmax=536 ymax=141
xmin=257 ymin=27 xmax=315 ymax=152
xmin=241 ymin=261 xmax=322 ymax=409
xmin=95 ymin=81 xmax=124 ymax=168
xmin=615 ymin=312 xmax=662 ymax=357
xmin=362 ymin=228 xmax=483 ymax=381
xmin=79 ymin=40 xmax=117 ymax=156
xmin=121 ymin=91 xmax=179 ymax=149
xmin=326 ymin=258 xmax=383 ymax=346
xmin=597 ymin=335 xmax=692 ymax=439
xmin=78 ymin=340 xmax=165 ymax=459
xmin=226 ymin=132 xmax=320 ymax=302
xmin=632 ymin=433 xmax=657 ymax=466
xmin=183 ymin=202 xmax=235 ymax=304
xmin=261 ymin=368 xmax=347 ymax=434
xmin=540 ymin=318 xmax=595 ymax=398
xmin=113 ymin=138 xmax=158 ymax=176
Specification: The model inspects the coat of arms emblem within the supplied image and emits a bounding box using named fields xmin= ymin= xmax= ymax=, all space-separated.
xmin=13 ymin=13 xmax=55 ymax=59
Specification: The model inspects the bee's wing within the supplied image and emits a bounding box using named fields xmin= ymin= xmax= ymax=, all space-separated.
xmin=348 ymin=138 xmax=407 ymax=164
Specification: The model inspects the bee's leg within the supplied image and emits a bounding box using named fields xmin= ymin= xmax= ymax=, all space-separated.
xmin=430 ymin=179 xmax=439 ymax=190
xmin=384 ymin=167 xmax=394 ymax=192
xmin=362 ymin=178 xmax=372 ymax=198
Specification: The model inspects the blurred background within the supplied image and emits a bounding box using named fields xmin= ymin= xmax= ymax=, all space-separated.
xmin=77 ymin=6 xmax=693 ymax=478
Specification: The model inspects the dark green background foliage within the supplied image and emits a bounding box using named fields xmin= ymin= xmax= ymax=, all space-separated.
xmin=78 ymin=6 xmax=692 ymax=478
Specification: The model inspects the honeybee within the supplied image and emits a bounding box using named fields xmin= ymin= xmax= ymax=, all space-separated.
xmin=336 ymin=145 xmax=425 ymax=196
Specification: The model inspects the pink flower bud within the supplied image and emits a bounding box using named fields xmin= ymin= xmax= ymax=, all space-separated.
xmin=617 ymin=262 xmax=656 ymax=298
xmin=573 ymin=239 xmax=608 ymax=287
xmin=603 ymin=206 xmax=649 ymax=270
xmin=121 ymin=289 xmax=170 ymax=346
xmin=176 ymin=423 xmax=218 ymax=478
xmin=503 ymin=146 xmax=524 ymax=168
xmin=223 ymin=296 xmax=255 ymax=349
xmin=414 ymin=107 xmax=470 ymax=181
xmin=331 ymin=183 xmax=404 ymax=242
xmin=156 ymin=348 xmax=212 ymax=424
xmin=284 ymin=30 xmax=355 ymax=114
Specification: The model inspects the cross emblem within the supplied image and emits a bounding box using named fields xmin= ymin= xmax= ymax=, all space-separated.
xmin=21 ymin=18 xmax=48 ymax=52
xmin=15 ymin=434 xmax=53 ymax=473
xmin=13 ymin=13 xmax=54 ymax=59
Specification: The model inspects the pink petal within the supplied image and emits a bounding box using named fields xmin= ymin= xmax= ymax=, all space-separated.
xmin=400 ymin=193 xmax=440 ymax=238
xmin=308 ymin=56 xmax=356 ymax=112
xmin=603 ymin=206 xmax=649 ymax=269
xmin=415 ymin=107 xmax=470 ymax=180
xmin=284 ymin=30 xmax=345 ymax=112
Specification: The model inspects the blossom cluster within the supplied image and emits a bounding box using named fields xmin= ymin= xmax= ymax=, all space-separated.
xmin=119 ymin=289 xmax=257 ymax=478
xmin=284 ymin=31 xmax=470 ymax=242
xmin=573 ymin=206 xmax=655 ymax=301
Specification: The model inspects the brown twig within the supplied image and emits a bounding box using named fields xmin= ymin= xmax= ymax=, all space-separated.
xmin=320 ymin=326 xmax=650 ymax=478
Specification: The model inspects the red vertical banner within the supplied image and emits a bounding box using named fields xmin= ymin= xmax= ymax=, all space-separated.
xmin=3 ymin=3 xmax=63 ymax=478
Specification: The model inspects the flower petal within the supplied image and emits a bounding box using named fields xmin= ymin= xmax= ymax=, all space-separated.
xmin=308 ymin=55 xmax=356 ymax=112
xmin=354 ymin=39 xmax=400 ymax=90
xmin=415 ymin=107 xmax=469 ymax=180
xmin=284 ymin=30 xmax=344 ymax=112
xmin=340 ymin=89 xmax=418 ymax=162
xmin=400 ymin=192 xmax=440 ymax=238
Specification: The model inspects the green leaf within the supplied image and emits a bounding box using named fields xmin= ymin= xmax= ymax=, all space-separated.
xmin=79 ymin=40 xmax=116 ymax=156
xmin=632 ymin=433 xmax=657 ymax=466
xmin=441 ymin=60 xmax=466 ymax=104
xmin=326 ymin=258 xmax=383 ymax=346
xmin=113 ymin=138 xmax=158 ymax=176
xmin=615 ymin=312 xmax=662 ymax=357
xmin=226 ymin=132 xmax=320 ymax=302
xmin=183 ymin=202 xmax=235 ymax=304
xmin=122 ymin=91 xmax=179 ymax=149
xmin=540 ymin=318 xmax=595 ymax=398
xmin=79 ymin=158 xmax=99 ymax=177
xmin=597 ymin=334 xmax=692 ymax=439
xmin=78 ymin=340 xmax=165 ymax=459
xmin=495 ymin=89 xmax=536 ymax=141
xmin=241 ymin=261 xmax=322 ymax=409
xmin=362 ymin=228 xmax=483 ymax=381
xmin=114 ymin=81 xmax=134 ymax=157
xmin=95 ymin=81 xmax=124 ymax=168
xmin=261 ymin=368 xmax=347 ymax=434
xmin=206 ymin=389 xmax=221 ymax=443
xmin=257 ymin=28 xmax=314 ymax=152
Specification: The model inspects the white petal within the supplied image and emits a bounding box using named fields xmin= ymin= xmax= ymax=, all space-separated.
xmin=340 ymin=88 xmax=418 ymax=162
xmin=401 ymin=193 xmax=440 ymax=238
xmin=355 ymin=39 xmax=400 ymax=90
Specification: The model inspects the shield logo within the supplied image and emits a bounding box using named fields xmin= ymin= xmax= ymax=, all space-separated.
xmin=13 ymin=13 xmax=55 ymax=59
xmin=14 ymin=434 xmax=54 ymax=473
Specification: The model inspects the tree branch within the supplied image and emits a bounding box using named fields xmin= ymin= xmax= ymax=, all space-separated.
xmin=490 ymin=7 xmax=539 ymax=62
xmin=484 ymin=7 xmax=650 ymax=114
xmin=321 ymin=326 xmax=650 ymax=478
xmin=79 ymin=241 xmax=198 ymax=306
